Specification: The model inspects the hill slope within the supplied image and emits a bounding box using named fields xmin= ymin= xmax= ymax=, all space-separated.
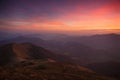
xmin=0 ymin=43 xmax=116 ymax=80
xmin=0 ymin=60 xmax=116 ymax=80
xmin=0 ymin=43 xmax=71 ymax=65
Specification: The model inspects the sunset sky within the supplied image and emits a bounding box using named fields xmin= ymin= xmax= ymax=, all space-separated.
xmin=0 ymin=0 xmax=120 ymax=34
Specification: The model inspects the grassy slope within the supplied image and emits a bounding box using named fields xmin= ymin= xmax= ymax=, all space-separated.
xmin=0 ymin=60 xmax=116 ymax=80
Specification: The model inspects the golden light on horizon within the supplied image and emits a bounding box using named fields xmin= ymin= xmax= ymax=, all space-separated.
xmin=0 ymin=0 xmax=120 ymax=34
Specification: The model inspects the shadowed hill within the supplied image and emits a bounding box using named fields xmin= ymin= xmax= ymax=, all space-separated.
xmin=0 ymin=43 xmax=71 ymax=65
xmin=0 ymin=43 xmax=116 ymax=80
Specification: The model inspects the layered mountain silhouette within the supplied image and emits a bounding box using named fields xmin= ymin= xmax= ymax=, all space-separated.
xmin=53 ymin=33 xmax=120 ymax=50
xmin=0 ymin=36 xmax=45 ymax=46
xmin=44 ymin=33 xmax=120 ymax=64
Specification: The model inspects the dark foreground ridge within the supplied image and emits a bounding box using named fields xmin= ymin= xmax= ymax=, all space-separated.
xmin=0 ymin=43 xmax=116 ymax=80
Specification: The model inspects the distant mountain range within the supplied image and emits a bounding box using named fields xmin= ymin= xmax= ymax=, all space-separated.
xmin=0 ymin=36 xmax=45 ymax=46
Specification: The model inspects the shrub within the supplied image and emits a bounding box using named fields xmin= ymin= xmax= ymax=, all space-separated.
xmin=35 ymin=64 xmax=47 ymax=70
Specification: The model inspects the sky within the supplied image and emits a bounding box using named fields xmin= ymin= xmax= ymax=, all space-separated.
xmin=0 ymin=0 xmax=120 ymax=34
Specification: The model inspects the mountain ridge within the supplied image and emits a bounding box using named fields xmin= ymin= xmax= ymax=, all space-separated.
xmin=0 ymin=43 xmax=72 ymax=66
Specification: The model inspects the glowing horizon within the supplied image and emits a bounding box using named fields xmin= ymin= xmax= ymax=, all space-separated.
xmin=0 ymin=0 xmax=120 ymax=34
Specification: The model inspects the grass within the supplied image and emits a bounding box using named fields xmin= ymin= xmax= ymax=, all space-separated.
xmin=0 ymin=61 xmax=116 ymax=80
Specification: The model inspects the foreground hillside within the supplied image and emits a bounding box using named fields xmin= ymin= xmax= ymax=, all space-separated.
xmin=0 ymin=60 xmax=116 ymax=80
xmin=0 ymin=43 xmax=116 ymax=80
